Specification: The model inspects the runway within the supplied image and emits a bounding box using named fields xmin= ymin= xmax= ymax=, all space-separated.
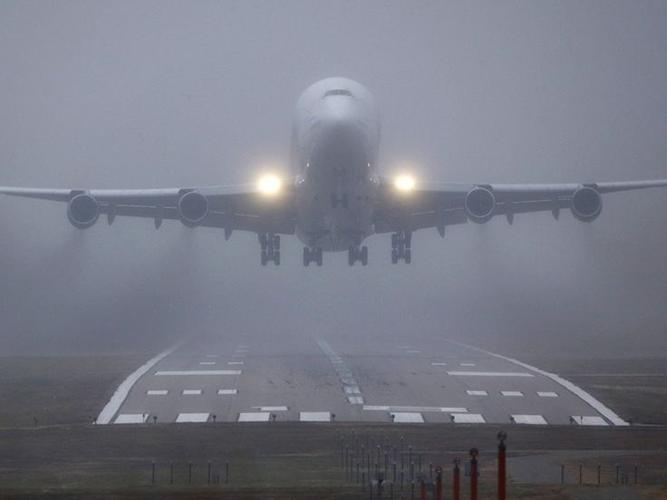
xmin=102 ymin=334 xmax=626 ymax=426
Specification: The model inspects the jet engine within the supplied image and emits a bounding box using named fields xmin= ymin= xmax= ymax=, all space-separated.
xmin=178 ymin=190 xmax=209 ymax=226
xmin=465 ymin=187 xmax=496 ymax=223
xmin=571 ymin=186 xmax=602 ymax=222
xmin=67 ymin=193 xmax=99 ymax=229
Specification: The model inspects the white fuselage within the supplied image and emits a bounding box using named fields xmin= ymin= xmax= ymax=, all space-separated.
xmin=292 ymin=78 xmax=381 ymax=251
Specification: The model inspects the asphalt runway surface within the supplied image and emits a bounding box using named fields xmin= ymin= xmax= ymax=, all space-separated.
xmin=104 ymin=334 xmax=626 ymax=427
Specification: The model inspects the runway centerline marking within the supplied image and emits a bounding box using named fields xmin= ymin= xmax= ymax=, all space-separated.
xmin=447 ymin=371 xmax=534 ymax=377
xmin=254 ymin=406 xmax=288 ymax=412
xmin=238 ymin=412 xmax=270 ymax=422
xmin=466 ymin=390 xmax=488 ymax=396
xmin=217 ymin=389 xmax=238 ymax=395
xmin=317 ymin=339 xmax=365 ymax=405
xmin=199 ymin=361 xmax=216 ymax=366
xmin=444 ymin=339 xmax=628 ymax=426
xmin=155 ymin=370 xmax=241 ymax=376
xmin=501 ymin=391 xmax=524 ymax=397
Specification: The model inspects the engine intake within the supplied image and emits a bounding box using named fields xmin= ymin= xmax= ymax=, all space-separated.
xmin=465 ymin=187 xmax=496 ymax=223
xmin=178 ymin=191 xmax=209 ymax=226
xmin=67 ymin=193 xmax=99 ymax=229
xmin=571 ymin=186 xmax=602 ymax=222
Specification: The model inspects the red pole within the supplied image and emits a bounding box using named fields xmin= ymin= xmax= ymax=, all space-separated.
xmin=453 ymin=458 xmax=460 ymax=500
xmin=498 ymin=431 xmax=507 ymax=500
xmin=470 ymin=448 xmax=479 ymax=500
xmin=435 ymin=466 xmax=443 ymax=500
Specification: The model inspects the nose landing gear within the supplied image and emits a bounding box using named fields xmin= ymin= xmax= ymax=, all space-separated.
xmin=303 ymin=247 xmax=323 ymax=267
xmin=259 ymin=233 xmax=280 ymax=266
xmin=391 ymin=231 xmax=412 ymax=264
xmin=348 ymin=246 xmax=368 ymax=266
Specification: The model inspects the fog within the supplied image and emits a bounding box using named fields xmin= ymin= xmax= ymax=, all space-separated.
xmin=1 ymin=1 xmax=666 ymax=358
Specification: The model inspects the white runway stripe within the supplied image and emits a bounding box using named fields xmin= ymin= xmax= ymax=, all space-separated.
xmin=228 ymin=361 xmax=244 ymax=365
xmin=146 ymin=390 xmax=168 ymax=396
xmin=501 ymin=391 xmax=524 ymax=397
xmin=391 ymin=412 xmax=424 ymax=423
xmin=571 ymin=416 xmax=608 ymax=426
xmin=114 ymin=413 xmax=149 ymax=424
xmin=253 ymin=406 xmax=288 ymax=411
xmin=176 ymin=413 xmax=209 ymax=423
xmin=537 ymin=391 xmax=559 ymax=398
xmin=97 ymin=344 xmax=178 ymax=425
xmin=199 ymin=361 xmax=216 ymax=365
xmin=300 ymin=411 xmax=331 ymax=422
xmin=182 ymin=389 xmax=202 ymax=395
xmin=460 ymin=362 xmax=476 ymax=367
xmin=466 ymin=390 xmax=488 ymax=396
xmin=451 ymin=413 xmax=485 ymax=423
xmin=447 ymin=371 xmax=534 ymax=377
xmin=431 ymin=362 xmax=447 ymax=366
xmin=511 ymin=414 xmax=547 ymax=425
xmin=155 ymin=370 xmax=241 ymax=376
xmin=238 ymin=412 xmax=270 ymax=422
xmin=348 ymin=396 xmax=364 ymax=404
xmin=217 ymin=389 xmax=238 ymax=395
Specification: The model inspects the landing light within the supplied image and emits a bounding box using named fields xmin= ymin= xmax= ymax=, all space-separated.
xmin=394 ymin=174 xmax=416 ymax=192
xmin=257 ymin=174 xmax=282 ymax=195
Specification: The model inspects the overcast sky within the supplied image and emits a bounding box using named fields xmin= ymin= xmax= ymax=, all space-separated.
xmin=0 ymin=0 xmax=666 ymax=357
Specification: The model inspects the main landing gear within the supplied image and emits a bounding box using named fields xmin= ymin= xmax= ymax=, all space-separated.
xmin=348 ymin=246 xmax=368 ymax=266
xmin=391 ymin=231 xmax=412 ymax=264
xmin=303 ymin=246 xmax=323 ymax=267
xmin=259 ymin=233 xmax=280 ymax=266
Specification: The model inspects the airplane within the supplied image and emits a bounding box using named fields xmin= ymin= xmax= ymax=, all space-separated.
xmin=2 ymin=77 xmax=666 ymax=267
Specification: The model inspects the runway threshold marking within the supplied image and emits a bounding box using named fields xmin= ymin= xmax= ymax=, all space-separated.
xmin=444 ymin=339 xmax=628 ymax=426
xmin=176 ymin=413 xmax=209 ymax=423
xmin=97 ymin=344 xmax=179 ymax=425
xmin=238 ymin=412 xmax=270 ymax=422
xmin=114 ymin=413 xmax=149 ymax=424
xmin=571 ymin=416 xmax=608 ymax=426
xmin=511 ymin=414 xmax=548 ymax=425
xmin=300 ymin=411 xmax=332 ymax=422
xmin=155 ymin=370 xmax=242 ymax=376
xmin=466 ymin=390 xmax=488 ymax=396
xmin=391 ymin=412 xmax=424 ymax=423
xmin=218 ymin=389 xmax=238 ymax=395
xmin=317 ymin=339 xmax=365 ymax=405
xmin=451 ymin=413 xmax=485 ymax=423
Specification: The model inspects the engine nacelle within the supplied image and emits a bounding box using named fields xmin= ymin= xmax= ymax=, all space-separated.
xmin=177 ymin=190 xmax=209 ymax=226
xmin=571 ymin=186 xmax=602 ymax=222
xmin=465 ymin=187 xmax=496 ymax=223
xmin=67 ymin=193 xmax=99 ymax=229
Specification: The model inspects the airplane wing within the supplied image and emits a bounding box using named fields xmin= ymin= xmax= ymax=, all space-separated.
xmin=0 ymin=182 xmax=297 ymax=237
xmin=374 ymin=177 xmax=667 ymax=235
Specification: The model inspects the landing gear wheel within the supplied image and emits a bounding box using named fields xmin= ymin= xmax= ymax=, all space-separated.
xmin=274 ymin=251 xmax=280 ymax=266
xmin=404 ymin=248 xmax=412 ymax=264
xmin=348 ymin=247 xmax=355 ymax=266
xmin=261 ymin=251 xmax=268 ymax=266
xmin=360 ymin=246 xmax=368 ymax=266
xmin=303 ymin=247 xmax=310 ymax=267
xmin=316 ymin=248 xmax=323 ymax=266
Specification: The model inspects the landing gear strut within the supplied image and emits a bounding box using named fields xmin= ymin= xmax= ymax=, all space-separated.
xmin=348 ymin=246 xmax=368 ymax=266
xmin=303 ymin=247 xmax=323 ymax=267
xmin=391 ymin=231 xmax=412 ymax=264
xmin=259 ymin=233 xmax=280 ymax=266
